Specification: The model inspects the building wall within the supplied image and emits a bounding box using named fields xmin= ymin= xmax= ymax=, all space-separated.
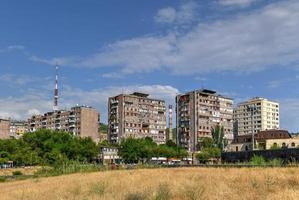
xmin=28 ymin=106 xmax=100 ymax=142
xmin=233 ymin=98 xmax=279 ymax=136
xmin=108 ymin=93 xmax=167 ymax=144
xmin=266 ymin=138 xmax=299 ymax=149
xmin=0 ymin=119 xmax=11 ymax=139
xmin=79 ymin=107 xmax=100 ymax=142
xmin=10 ymin=121 xmax=27 ymax=138
xmin=176 ymin=89 xmax=233 ymax=152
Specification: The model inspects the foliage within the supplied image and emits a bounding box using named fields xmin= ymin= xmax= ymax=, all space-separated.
xmin=99 ymin=123 xmax=108 ymax=134
xmin=200 ymin=138 xmax=214 ymax=149
xmin=212 ymin=125 xmax=225 ymax=150
xmin=250 ymin=155 xmax=266 ymax=166
xmin=0 ymin=129 xmax=98 ymax=166
xmin=119 ymin=137 xmax=188 ymax=164
xmin=12 ymin=170 xmax=23 ymax=176
xmin=196 ymin=147 xmax=221 ymax=162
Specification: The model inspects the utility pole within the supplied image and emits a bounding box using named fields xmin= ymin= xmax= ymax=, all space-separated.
xmin=247 ymin=105 xmax=257 ymax=150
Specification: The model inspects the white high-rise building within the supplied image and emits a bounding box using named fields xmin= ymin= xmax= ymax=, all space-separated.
xmin=233 ymin=97 xmax=279 ymax=136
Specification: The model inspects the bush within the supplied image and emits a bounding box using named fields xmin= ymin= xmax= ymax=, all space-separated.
xmin=12 ymin=170 xmax=23 ymax=176
xmin=250 ymin=155 xmax=266 ymax=166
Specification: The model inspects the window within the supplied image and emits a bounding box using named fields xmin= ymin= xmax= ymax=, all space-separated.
xmin=282 ymin=142 xmax=286 ymax=148
xmin=291 ymin=142 xmax=295 ymax=147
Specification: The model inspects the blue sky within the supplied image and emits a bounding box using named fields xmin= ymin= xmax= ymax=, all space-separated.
xmin=0 ymin=0 xmax=299 ymax=132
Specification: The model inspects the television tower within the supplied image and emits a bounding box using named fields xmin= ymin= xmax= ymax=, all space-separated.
xmin=168 ymin=105 xmax=173 ymax=141
xmin=53 ymin=64 xmax=59 ymax=111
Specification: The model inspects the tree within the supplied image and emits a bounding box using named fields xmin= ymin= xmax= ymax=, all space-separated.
xmin=212 ymin=125 xmax=225 ymax=150
xmin=0 ymin=129 xmax=99 ymax=166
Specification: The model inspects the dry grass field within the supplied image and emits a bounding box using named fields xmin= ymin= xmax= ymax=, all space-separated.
xmin=1 ymin=167 xmax=299 ymax=200
xmin=0 ymin=167 xmax=40 ymax=176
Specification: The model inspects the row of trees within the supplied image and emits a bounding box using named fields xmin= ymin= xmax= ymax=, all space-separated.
xmin=0 ymin=129 xmax=98 ymax=166
xmin=196 ymin=126 xmax=226 ymax=162
xmin=118 ymin=137 xmax=188 ymax=163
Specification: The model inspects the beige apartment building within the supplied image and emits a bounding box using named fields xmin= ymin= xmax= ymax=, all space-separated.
xmin=108 ymin=92 xmax=167 ymax=144
xmin=176 ymin=89 xmax=233 ymax=152
xmin=28 ymin=105 xmax=100 ymax=142
xmin=0 ymin=119 xmax=11 ymax=139
xmin=233 ymin=97 xmax=279 ymax=136
xmin=10 ymin=121 xmax=28 ymax=138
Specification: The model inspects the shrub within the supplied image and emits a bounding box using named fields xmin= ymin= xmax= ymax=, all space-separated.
xmin=12 ymin=170 xmax=23 ymax=176
xmin=250 ymin=155 xmax=266 ymax=166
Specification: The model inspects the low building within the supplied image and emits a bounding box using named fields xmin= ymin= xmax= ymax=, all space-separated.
xmin=226 ymin=129 xmax=291 ymax=152
xmin=99 ymin=146 xmax=120 ymax=165
xmin=0 ymin=119 xmax=10 ymax=139
xmin=28 ymin=105 xmax=100 ymax=142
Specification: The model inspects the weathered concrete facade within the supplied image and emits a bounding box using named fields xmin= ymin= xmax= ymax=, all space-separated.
xmin=108 ymin=92 xmax=167 ymax=144
xmin=176 ymin=89 xmax=233 ymax=152
xmin=28 ymin=106 xmax=100 ymax=142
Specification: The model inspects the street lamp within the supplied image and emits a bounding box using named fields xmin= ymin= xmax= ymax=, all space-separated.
xmin=247 ymin=105 xmax=257 ymax=150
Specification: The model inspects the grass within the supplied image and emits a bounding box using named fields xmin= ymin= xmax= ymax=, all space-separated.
xmin=0 ymin=167 xmax=299 ymax=199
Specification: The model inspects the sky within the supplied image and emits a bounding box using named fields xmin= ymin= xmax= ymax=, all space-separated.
xmin=0 ymin=0 xmax=299 ymax=132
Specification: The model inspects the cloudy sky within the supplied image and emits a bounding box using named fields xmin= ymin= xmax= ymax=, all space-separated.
xmin=0 ymin=0 xmax=299 ymax=131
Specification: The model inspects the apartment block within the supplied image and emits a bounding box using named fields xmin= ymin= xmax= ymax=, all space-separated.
xmin=28 ymin=105 xmax=100 ymax=142
xmin=10 ymin=121 xmax=28 ymax=138
xmin=233 ymin=97 xmax=279 ymax=136
xmin=0 ymin=119 xmax=10 ymax=139
xmin=108 ymin=92 xmax=167 ymax=144
xmin=176 ymin=89 xmax=233 ymax=152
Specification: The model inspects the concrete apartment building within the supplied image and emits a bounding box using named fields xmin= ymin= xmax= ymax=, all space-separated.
xmin=176 ymin=89 xmax=233 ymax=152
xmin=233 ymin=97 xmax=279 ymax=136
xmin=10 ymin=121 xmax=28 ymax=138
xmin=108 ymin=92 xmax=167 ymax=144
xmin=28 ymin=105 xmax=100 ymax=142
xmin=0 ymin=119 xmax=10 ymax=139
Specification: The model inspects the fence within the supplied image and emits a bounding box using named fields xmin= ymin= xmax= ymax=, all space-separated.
xmin=221 ymin=148 xmax=299 ymax=163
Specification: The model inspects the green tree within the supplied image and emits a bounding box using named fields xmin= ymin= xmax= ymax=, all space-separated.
xmin=212 ymin=125 xmax=225 ymax=150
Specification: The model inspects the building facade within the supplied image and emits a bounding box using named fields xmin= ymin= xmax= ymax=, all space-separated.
xmin=108 ymin=92 xmax=167 ymax=144
xmin=226 ymin=129 xmax=291 ymax=152
xmin=233 ymin=97 xmax=279 ymax=136
xmin=0 ymin=119 xmax=10 ymax=139
xmin=176 ymin=89 xmax=233 ymax=152
xmin=10 ymin=121 xmax=28 ymax=139
xmin=28 ymin=106 xmax=100 ymax=142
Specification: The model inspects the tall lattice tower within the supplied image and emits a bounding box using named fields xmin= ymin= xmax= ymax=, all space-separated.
xmin=168 ymin=105 xmax=173 ymax=141
xmin=53 ymin=64 xmax=59 ymax=111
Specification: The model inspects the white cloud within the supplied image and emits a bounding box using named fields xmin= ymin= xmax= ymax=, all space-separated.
xmin=0 ymin=84 xmax=179 ymax=123
xmin=280 ymin=99 xmax=299 ymax=132
xmin=0 ymin=74 xmax=47 ymax=86
xmin=29 ymin=1 xmax=299 ymax=77
xmin=30 ymin=55 xmax=73 ymax=66
xmin=155 ymin=7 xmax=177 ymax=23
xmin=0 ymin=45 xmax=25 ymax=53
xmin=218 ymin=0 xmax=257 ymax=7
xmin=154 ymin=1 xmax=198 ymax=24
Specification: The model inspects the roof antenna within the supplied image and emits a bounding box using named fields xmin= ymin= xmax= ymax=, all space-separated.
xmin=53 ymin=63 xmax=59 ymax=111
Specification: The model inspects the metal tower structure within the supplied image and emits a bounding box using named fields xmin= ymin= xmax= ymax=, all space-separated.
xmin=168 ymin=105 xmax=173 ymax=141
xmin=53 ymin=64 xmax=59 ymax=111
